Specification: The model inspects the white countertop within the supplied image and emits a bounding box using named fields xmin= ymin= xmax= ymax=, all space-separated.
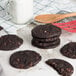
xmin=0 ymin=24 xmax=76 ymax=76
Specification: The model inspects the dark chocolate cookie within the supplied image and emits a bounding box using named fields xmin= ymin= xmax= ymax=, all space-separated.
xmin=60 ymin=42 xmax=76 ymax=59
xmin=32 ymin=24 xmax=61 ymax=39
xmin=33 ymin=36 xmax=59 ymax=42
xmin=0 ymin=26 xmax=3 ymax=31
xmin=10 ymin=50 xmax=41 ymax=69
xmin=32 ymin=38 xmax=60 ymax=49
xmin=46 ymin=59 xmax=73 ymax=76
xmin=0 ymin=35 xmax=23 ymax=50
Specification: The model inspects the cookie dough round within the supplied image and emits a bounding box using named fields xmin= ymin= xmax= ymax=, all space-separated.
xmin=0 ymin=35 xmax=23 ymax=50
xmin=32 ymin=38 xmax=60 ymax=49
xmin=33 ymin=36 xmax=59 ymax=43
xmin=32 ymin=24 xmax=61 ymax=39
xmin=60 ymin=42 xmax=76 ymax=59
xmin=10 ymin=50 xmax=41 ymax=69
xmin=46 ymin=59 xmax=74 ymax=76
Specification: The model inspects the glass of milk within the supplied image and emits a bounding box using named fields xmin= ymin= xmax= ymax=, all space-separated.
xmin=8 ymin=0 xmax=33 ymax=24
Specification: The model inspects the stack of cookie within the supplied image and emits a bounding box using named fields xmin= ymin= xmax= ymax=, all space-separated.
xmin=31 ymin=24 xmax=61 ymax=49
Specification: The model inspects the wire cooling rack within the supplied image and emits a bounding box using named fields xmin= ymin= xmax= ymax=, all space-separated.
xmin=0 ymin=0 xmax=76 ymax=34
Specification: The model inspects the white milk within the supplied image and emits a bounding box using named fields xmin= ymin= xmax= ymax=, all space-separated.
xmin=9 ymin=0 xmax=33 ymax=24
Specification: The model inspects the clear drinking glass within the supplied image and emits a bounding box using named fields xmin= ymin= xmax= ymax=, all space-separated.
xmin=8 ymin=0 xmax=33 ymax=24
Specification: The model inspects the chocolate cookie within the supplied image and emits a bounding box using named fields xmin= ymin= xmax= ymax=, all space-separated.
xmin=0 ymin=26 xmax=3 ymax=31
xmin=32 ymin=38 xmax=60 ymax=49
xmin=0 ymin=35 xmax=23 ymax=50
xmin=32 ymin=24 xmax=61 ymax=39
xmin=46 ymin=59 xmax=73 ymax=76
xmin=10 ymin=50 xmax=41 ymax=69
xmin=60 ymin=42 xmax=76 ymax=59
xmin=33 ymin=36 xmax=59 ymax=42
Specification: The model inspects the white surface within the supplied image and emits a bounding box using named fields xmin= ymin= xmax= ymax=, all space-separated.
xmin=0 ymin=25 xmax=76 ymax=76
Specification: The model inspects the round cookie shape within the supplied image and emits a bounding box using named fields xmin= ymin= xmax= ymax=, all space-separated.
xmin=10 ymin=50 xmax=41 ymax=69
xmin=46 ymin=59 xmax=74 ymax=76
xmin=32 ymin=24 xmax=61 ymax=39
xmin=33 ymin=35 xmax=59 ymax=42
xmin=60 ymin=42 xmax=76 ymax=59
xmin=32 ymin=38 xmax=60 ymax=49
xmin=0 ymin=35 xmax=23 ymax=50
